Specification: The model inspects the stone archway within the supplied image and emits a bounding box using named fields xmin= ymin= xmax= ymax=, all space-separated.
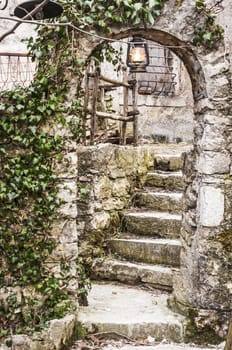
xmin=111 ymin=28 xmax=207 ymax=102
xmin=82 ymin=23 xmax=232 ymax=339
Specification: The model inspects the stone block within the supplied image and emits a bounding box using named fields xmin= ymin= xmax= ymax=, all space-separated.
xmin=103 ymin=197 xmax=127 ymax=211
xmin=199 ymin=186 xmax=224 ymax=227
xmin=197 ymin=151 xmax=230 ymax=174
xmin=47 ymin=314 xmax=76 ymax=349
xmin=123 ymin=210 xmax=182 ymax=238
xmin=58 ymin=180 xmax=77 ymax=218
xmin=49 ymin=243 xmax=78 ymax=261
xmin=108 ymin=237 xmax=181 ymax=266
xmin=51 ymin=219 xmax=78 ymax=243
xmin=93 ymin=176 xmax=112 ymax=199
xmin=200 ymin=124 xmax=226 ymax=151
xmin=55 ymin=151 xmax=78 ymax=179
xmin=90 ymin=211 xmax=111 ymax=231
xmin=57 ymin=180 xmax=77 ymax=202
xmin=92 ymin=258 xmax=174 ymax=290
xmin=111 ymin=178 xmax=130 ymax=197
xmin=59 ymin=201 xmax=77 ymax=218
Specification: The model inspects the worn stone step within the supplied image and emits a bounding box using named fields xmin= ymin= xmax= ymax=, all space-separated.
xmin=92 ymin=258 xmax=175 ymax=290
xmin=78 ymin=282 xmax=185 ymax=342
xmin=122 ymin=210 xmax=182 ymax=239
xmin=108 ymin=237 xmax=181 ymax=266
xmin=145 ymin=170 xmax=184 ymax=191
xmin=134 ymin=189 xmax=183 ymax=213
xmin=153 ymin=154 xmax=184 ymax=171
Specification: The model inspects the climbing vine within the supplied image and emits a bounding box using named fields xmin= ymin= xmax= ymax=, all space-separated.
xmin=0 ymin=0 xmax=167 ymax=338
xmin=0 ymin=0 xmax=224 ymax=339
xmin=61 ymin=0 xmax=166 ymax=30
xmin=0 ymin=25 xmax=75 ymax=336
xmin=192 ymin=0 xmax=224 ymax=49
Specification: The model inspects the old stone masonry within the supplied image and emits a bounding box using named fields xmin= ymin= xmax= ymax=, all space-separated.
xmin=0 ymin=0 xmax=232 ymax=349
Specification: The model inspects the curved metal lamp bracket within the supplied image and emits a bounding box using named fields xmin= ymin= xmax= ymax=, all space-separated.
xmin=0 ymin=0 xmax=8 ymax=10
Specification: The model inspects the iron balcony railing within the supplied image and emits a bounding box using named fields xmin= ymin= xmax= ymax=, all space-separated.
xmin=0 ymin=52 xmax=38 ymax=91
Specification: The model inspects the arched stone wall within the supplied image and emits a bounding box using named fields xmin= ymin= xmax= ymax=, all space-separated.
xmin=80 ymin=5 xmax=232 ymax=337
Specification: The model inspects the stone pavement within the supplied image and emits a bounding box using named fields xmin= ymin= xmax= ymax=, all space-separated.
xmin=77 ymin=283 xmax=226 ymax=350
xmin=78 ymin=282 xmax=185 ymax=342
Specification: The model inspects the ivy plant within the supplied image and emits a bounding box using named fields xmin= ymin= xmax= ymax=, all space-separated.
xmin=192 ymin=0 xmax=224 ymax=49
xmin=0 ymin=0 xmax=222 ymax=339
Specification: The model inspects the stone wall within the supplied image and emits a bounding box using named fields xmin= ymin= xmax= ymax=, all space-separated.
xmin=76 ymin=144 xmax=154 ymax=256
xmin=1 ymin=0 xmax=232 ymax=342
xmin=0 ymin=314 xmax=77 ymax=350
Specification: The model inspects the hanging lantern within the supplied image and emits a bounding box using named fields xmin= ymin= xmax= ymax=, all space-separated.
xmin=14 ymin=0 xmax=63 ymax=20
xmin=126 ymin=37 xmax=149 ymax=73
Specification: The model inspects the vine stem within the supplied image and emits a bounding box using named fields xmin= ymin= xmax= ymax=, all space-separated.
xmin=0 ymin=15 xmax=190 ymax=49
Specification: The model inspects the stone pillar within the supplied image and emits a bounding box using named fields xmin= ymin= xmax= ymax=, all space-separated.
xmin=171 ymin=111 xmax=232 ymax=341
xmin=47 ymin=125 xmax=79 ymax=295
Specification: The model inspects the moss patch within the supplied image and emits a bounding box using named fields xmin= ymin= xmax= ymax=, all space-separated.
xmin=213 ymin=231 xmax=232 ymax=253
xmin=185 ymin=309 xmax=224 ymax=345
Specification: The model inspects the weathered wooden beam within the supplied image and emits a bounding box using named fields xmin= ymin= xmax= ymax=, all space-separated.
xmin=95 ymin=110 xmax=134 ymax=122
xmin=127 ymin=110 xmax=139 ymax=116
xmin=131 ymin=73 xmax=138 ymax=145
xmin=121 ymin=70 xmax=128 ymax=145
xmin=90 ymin=67 xmax=99 ymax=144
xmin=88 ymin=72 xmax=132 ymax=88
xmin=99 ymin=74 xmax=132 ymax=88
xmin=87 ymin=109 xmax=134 ymax=122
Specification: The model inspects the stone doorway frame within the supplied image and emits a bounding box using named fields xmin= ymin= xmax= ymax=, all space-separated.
xmin=85 ymin=26 xmax=232 ymax=339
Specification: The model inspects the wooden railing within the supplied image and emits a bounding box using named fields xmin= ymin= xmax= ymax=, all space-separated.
xmin=83 ymin=65 xmax=139 ymax=145
xmin=0 ymin=52 xmax=37 ymax=91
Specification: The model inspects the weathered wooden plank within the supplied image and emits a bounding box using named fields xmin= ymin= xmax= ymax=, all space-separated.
xmin=121 ymin=70 xmax=129 ymax=145
xmin=88 ymin=72 xmax=131 ymax=87
xmin=131 ymin=74 xmax=138 ymax=145
xmin=90 ymin=67 xmax=99 ymax=144
xmin=95 ymin=111 xmax=133 ymax=122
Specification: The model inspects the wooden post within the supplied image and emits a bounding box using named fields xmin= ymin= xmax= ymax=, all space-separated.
xmin=225 ymin=314 xmax=232 ymax=350
xmin=99 ymin=86 xmax=107 ymax=137
xmin=121 ymin=69 xmax=128 ymax=145
xmin=83 ymin=63 xmax=90 ymax=145
xmin=131 ymin=73 xmax=138 ymax=145
xmin=90 ymin=66 xmax=99 ymax=145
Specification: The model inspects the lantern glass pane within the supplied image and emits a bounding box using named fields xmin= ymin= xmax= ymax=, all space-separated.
xmin=129 ymin=47 xmax=146 ymax=64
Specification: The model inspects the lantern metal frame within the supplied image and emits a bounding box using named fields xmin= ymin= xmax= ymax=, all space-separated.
xmin=126 ymin=37 xmax=149 ymax=73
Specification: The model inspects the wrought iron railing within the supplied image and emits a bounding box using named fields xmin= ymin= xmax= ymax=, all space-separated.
xmin=136 ymin=43 xmax=177 ymax=96
xmin=0 ymin=52 xmax=38 ymax=91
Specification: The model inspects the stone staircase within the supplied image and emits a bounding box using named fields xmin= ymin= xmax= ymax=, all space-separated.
xmin=78 ymin=149 xmax=187 ymax=342
xmin=93 ymin=152 xmax=184 ymax=292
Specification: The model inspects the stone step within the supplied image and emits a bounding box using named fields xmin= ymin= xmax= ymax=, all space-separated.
xmin=108 ymin=237 xmax=181 ymax=266
xmin=78 ymin=282 xmax=185 ymax=342
xmin=134 ymin=189 xmax=183 ymax=213
xmin=122 ymin=210 xmax=182 ymax=239
xmin=92 ymin=258 xmax=175 ymax=290
xmin=145 ymin=170 xmax=184 ymax=191
xmin=153 ymin=154 xmax=184 ymax=172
